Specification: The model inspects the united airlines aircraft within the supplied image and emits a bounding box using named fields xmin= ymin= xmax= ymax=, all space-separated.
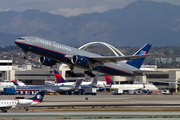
xmin=15 ymin=36 xmax=153 ymax=77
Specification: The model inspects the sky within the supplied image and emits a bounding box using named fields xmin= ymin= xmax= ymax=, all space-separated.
xmin=0 ymin=0 xmax=180 ymax=17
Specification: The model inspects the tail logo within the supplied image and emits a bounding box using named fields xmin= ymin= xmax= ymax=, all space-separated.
xmin=37 ymin=94 xmax=42 ymax=100
xmin=75 ymin=81 xmax=80 ymax=86
xmin=105 ymin=75 xmax=111 ymax=85
xmin=55 ymin=73 xmax=62 ymax=83
xmin=140 ymin=50 xmax=146 ymax=55
xmin=93 ymin=78 xmax=96 ymax=83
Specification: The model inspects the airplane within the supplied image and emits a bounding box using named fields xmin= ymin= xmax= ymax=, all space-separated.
xmin=105 ymin=75 xmax=158 ymax=92
xmin=12 ymin=78 xmax=83 ymax=93
xmin=0 ymin=90 xmax=45 ymax=112
xmin=0 ymin=80 xmax=26 ymax=88
xmin=14 ymin=36 xmax=154 ymax=77
xmin=54 ymin=70 xmax=105 ymax=91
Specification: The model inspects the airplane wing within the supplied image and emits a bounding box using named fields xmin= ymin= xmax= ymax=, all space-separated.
xmin=89 ymin=53 xmax=154 ymax=63
xmin=133 ymin=70 xmax=163 ymax=74
xmin=66 ymin=53 xmax=154 ymax=64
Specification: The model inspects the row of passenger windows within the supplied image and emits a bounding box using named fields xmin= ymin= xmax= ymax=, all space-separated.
xmin=1 ymin=101 xmax=17 ymax=104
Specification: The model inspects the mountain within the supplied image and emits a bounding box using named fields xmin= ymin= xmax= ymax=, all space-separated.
xmin=0 ymin=1 xmax=180 ymax=47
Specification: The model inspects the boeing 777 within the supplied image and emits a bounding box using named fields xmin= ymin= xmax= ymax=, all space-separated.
xmin=15 ymin=36 xmax=153 ymax=77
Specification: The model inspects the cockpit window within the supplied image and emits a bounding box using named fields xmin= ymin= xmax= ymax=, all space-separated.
xmin=18 ymin=38 xmax=25 ymax=40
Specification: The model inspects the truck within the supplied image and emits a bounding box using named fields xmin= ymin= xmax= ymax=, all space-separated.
xmin=113 ymin=88 xmax=123 ymax=95
xmin=84 ymin=88 xmax=97 ymax=95
xmin=3 ymin=88 xmax=17 ymax=95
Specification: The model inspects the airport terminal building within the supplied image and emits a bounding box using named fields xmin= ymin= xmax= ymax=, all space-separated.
xmin=0 ymin=60 xmax=180 ymax=93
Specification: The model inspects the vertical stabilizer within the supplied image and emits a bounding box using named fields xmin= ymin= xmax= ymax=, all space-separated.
xmin=105 ymin=75 xmax=115 ymax=85
xmin=54 ymin=70 xmax=67 ymax=83
xmin=89 ymin=72 xmax=99 ymax=87
xmin=74 ymin=78 xmax=83 ymax=89
xmin=12 ymin=80 xmax=19 ymax=86
xmin=28 ymin=91 xmax=45 ymax=102
xmin=126 ymin=44 xmax=151 ymax=69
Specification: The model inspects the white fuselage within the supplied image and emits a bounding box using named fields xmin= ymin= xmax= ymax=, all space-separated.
xmin=54 ymin=81 xmax=105 ymax=88
xmin=0 ymin=81 xmax=26 ymax=88
xmin=0 ymin=99 xmax=40 ymax=109
xmin=110 ymin=84 xmax=158 ymax=91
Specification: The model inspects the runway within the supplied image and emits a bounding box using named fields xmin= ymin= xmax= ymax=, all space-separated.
xmin=1 ymin=111 xmax=180 ymax=120
xmin=2 ymin=93 xmax=180 ymax=107
xmin=1 ymin=94 xmax=180 ymax=119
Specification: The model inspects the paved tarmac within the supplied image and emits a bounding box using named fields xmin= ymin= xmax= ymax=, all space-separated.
xmin=1 ymin=93 xmax=180 ymax=119
xmin=2 ymin=93 xmax=180 ymax=106
xmin=1 ymin=111 xmax=180 ymax=120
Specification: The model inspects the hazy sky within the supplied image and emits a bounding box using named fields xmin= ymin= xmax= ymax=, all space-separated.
xmin=0 ymin=0 xmax=180 ymax=17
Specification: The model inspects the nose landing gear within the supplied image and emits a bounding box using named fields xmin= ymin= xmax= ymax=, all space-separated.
xmin=22 ymin=50 xmax=28 ymax=59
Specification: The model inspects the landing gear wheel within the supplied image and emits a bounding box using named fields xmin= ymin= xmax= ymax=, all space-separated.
xmin=84 ymin=71 xmax=95 ymax=77
xmin=90 ymin=74 xmax=95 ymax=77
xmin=67 ymin=71 xmax=77 ymax=77
xmin=2 ymin=109 xmax=7 ymax=113
xmin=23 ymin=56 xmax=28 ymax=59
xmin=25 ymin=108 xmax=29 ymax=111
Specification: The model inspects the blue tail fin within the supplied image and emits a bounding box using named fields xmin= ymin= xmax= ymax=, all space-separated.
xmin=28 ymin=91 xmax=45 ymax=102
xmin=12 ymin=80 xmax=19 ymax=86
xmin=54 ymin=70 xmax=67 ymax=83
xmin=126 ymin=44 xmax=151 ymax=69
xmin=105 ymin=75 xmax=115 ymax=85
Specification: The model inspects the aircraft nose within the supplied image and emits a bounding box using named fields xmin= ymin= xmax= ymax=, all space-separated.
xmin=14 ymin=40 xmax=19 ymax=45
xmin=14 ymin=39 xmax=23 ymax=48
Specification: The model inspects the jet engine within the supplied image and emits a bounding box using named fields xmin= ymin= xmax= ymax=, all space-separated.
xmin=40 ymin=56 xmax=57 ymax=66
xmin=71 ymin=55 xmax=89 ymax=67
xmin=18 ymin=99 xmax=33 ymax=104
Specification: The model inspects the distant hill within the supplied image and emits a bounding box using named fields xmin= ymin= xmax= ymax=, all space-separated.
xmin=0 ymin=1 xmax=180 ymax=47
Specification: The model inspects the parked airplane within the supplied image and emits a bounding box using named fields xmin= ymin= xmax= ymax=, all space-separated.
xmin=0 ymin=80 xmax=26 ymax=88
xmin=14 ymin=36 xmax=154 ymax=77
xmin=105 ymin=75 xmax=158 ymax=91
xmin=54 ymin=70 xmax=105 ymax=91
xmin=12 ymin=78 xmax=83 ymax=92
xmin=0 ymin=91 xmax=45 ymax=112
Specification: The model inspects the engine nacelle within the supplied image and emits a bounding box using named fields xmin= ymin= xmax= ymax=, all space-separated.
xmin=71 ymin=55 xmax=89 ymax=66
xmin=40 ymin=56 xmax=57 ymax=66
xmin=18 ymin=99 xmax=32 ymax=104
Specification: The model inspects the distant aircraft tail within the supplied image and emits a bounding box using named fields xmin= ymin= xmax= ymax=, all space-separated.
xmin=54 ymin=70 xmax=67 ymax=83
xmin=126 ymin=44 xmax=151 ymax=69
xmin=28 ymin=91 xmax=45 ymax=102
xmin=89 ymin=72 xmax=99 ymax=87
xmin=12 ymin=80 xmax=19 ymax=86
xmin=74 ymin=78 xmax=83 ymax=89
xmin=105 ymin=75 xmax=115 ymax=85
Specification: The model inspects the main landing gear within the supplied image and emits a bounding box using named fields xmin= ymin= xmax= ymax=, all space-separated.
xmin=2 ymin=108 xmax=7 ymax=113
xmin=25 ymin=107 xmax=29 ymax=111
xmin=84 ymin=71 xmax=95 ymax=77
xmin=66 ymin=70 xmax=77 ymax=77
